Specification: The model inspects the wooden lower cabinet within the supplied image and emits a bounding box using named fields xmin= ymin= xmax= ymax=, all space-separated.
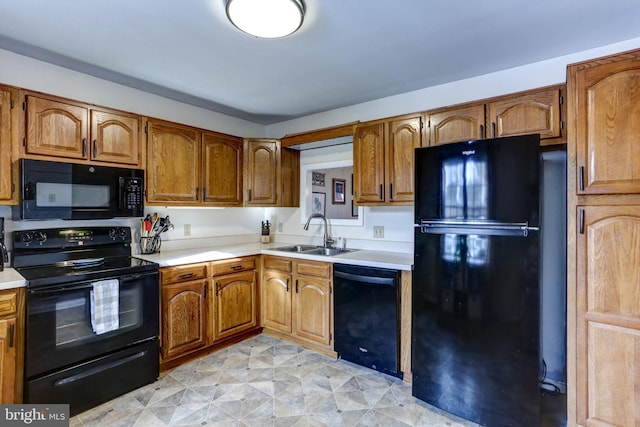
xmin=0 ymin=288 xmax=24 ymax=404
xmin=161 ymin=265 xmax=209 ymax=361
xmin=160 ymin=257 xmax=260 ymax=368
xmin=262 ymin=255 xmax=333 ymax=355
xmin=210 ymin=257 xmax=258 ymax=341
xmin=576 ymin=205 xmax=640 ymax=426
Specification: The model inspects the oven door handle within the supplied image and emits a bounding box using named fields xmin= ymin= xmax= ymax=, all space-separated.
xmin=53 ymin=349 xmax=149 ymax=387
xmin=28 ymin=272 xmax=156 ymax=295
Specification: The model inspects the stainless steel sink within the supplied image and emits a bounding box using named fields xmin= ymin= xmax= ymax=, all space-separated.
xmin=271 ymin=244 xmax=319 ymax=253
xmin=271 ymin=245 xmax=356 ymax=256
xmin=303 ymin=247 xmax=354 ymax=256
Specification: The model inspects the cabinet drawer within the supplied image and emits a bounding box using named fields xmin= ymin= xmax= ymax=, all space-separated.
xmin=210 ymin=256 xmax=257 ymax=276
xmin=296 ymin=260 xmax=332 ymax=279
xmin=161 ymin=263 xmax=208 ymax=284
xmin=0 ymin=290 xmax=16 ymax=316
xmin=263 ymin=256 xmax=293 ymax=273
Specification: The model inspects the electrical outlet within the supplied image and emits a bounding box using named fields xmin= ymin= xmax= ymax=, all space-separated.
xmin=373 ymin=226 xmax=384 ymax=238
xmin=184 ymin=224 xmax=191 ymax=236
xmin=278 ymin=222 xmax=283 ymax=232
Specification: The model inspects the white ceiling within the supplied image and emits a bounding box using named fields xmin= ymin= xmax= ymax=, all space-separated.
xmin=1 ymin=0 xmax=640 ymax=125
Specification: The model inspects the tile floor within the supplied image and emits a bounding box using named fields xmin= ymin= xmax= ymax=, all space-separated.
xmin=70 ymin=334 xmax=478 ymax=426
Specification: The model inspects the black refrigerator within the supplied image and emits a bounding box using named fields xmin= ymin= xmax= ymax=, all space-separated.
xmin=412 ymin=134 xmax=542 ymax=426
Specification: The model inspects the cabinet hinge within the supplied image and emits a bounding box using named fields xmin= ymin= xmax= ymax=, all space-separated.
xmin=144 ymin=124 xmax=148 ymax=134
xmin=22 ymin=101 xmax=26 ymax=110
xmin=9 ymin=99 xmax=14 ymax=109
xmin=22 ymin=137 xmax=26 ymax=147
xmin=11 ymin=182 xmax=15 ymax=194
xmin=560 ymin=120 xmax=564 ymax=130
xmin=559 ymin=95 xmax=564 ymax=105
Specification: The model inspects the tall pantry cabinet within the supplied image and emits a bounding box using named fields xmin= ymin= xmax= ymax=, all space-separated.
xmin=567 ymin=49 xmax=640 ymax=427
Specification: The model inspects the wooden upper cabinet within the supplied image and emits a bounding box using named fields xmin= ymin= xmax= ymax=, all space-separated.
xmin=354 ymin=115 xmax=421 ymax=205
xmin=0 ymin=88 xmax=12 ymax=201
xmin=146 ymin=119 xmax=200 ymax=203
xmin=202 ymin=132 xmax=243 ymax=206
xmin=26 ymin=95 xmax=88 ymax=159
xmin=569 ymin=51 xmax=640 ymax=195
xmin=90 ymin=109 xmax=140 ymax=165
xmin=428 ymin=103 xmax=485 ymax=146
xmin=387 ymin=116 xmax=422 ymax=203
xmin=487 ymin=86 xmax=563 ymax=144
xmin=25 ymin=94 xmax=142 ymax=166
xmin=576 ymin=205 xmax=640 ymax=426
xmin=354 ymin=122 xmax=385 ymax=203
xmin=244 ymin=139 xmax=280 ymax=206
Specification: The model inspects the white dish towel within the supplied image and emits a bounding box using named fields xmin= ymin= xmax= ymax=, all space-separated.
xmin=90 ymin=279 xmax=120 ymax=335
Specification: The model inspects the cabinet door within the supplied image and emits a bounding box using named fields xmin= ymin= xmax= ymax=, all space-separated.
xmin=146 ymin=120 xmax=200 ymax=203
xmin=293 ymin=275 xmax=331 ymax=346
xmin=90 ymin=109 xmax=140 ymax=166
xmin=213 ymin=270 xmax=257 ymax=341
xmin=161 ymin=279 xmax=208 ymax=360
xmin=245 ymin=139 xmax=279 ymax=206
xmin=570 ymin=53 xmax=640 ymax=195
xmin=428 ymin=103 xmax=485 ymax=146
xmin=25 ymin=95 xmax=88 ymax=159
xmin=202 ymin=132 xmax=243 ymax=206
xmin=387 ymin=116 xmax=421 ymax=204
xmin=576 ymin=206 xmax=640 ymax=426
xmin=0 ymin=88 xmax=12 ymax=201
xmin=262 ymin=270 xmax=292 ymax=334
xmin=353 ymin=122 xmax=385 ymax=203
xmin=0 ymin=317 xmax=16 ymax=404
xmin=487 ymin=86 xmax=562 ymax=142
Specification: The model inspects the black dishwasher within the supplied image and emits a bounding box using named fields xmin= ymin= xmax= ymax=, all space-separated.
xmin=333 ymin=263 xmax=401 ymax=378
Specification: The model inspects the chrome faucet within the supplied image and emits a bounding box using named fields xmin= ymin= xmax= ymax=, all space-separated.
xmin=303 ymin=213 xmax=334 ymax=248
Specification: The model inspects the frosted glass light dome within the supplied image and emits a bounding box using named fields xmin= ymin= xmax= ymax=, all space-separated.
xmin=226 ymin=0 xmax=305 ymax=38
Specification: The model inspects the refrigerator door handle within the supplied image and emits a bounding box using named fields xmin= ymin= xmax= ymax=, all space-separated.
xmin=415 ymin=220 xmax=538 ymax=237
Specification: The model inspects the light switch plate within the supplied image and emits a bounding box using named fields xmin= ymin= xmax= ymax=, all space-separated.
xmin=184 ymin=224 xmax=191 ymax=236
xmin=373 ymin=226 xmax=384 ymax=238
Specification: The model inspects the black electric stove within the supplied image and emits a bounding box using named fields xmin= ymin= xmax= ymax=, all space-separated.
xmin=13 ymin=226 xmax=157 ymax=287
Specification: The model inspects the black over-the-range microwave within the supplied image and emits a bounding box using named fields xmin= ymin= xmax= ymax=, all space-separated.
xmin=13 ymin=159 xmax=144 ymax=220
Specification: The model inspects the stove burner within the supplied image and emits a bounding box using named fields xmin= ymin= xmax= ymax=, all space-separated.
xmin=55 ymin=258 xmax=105 ymax=269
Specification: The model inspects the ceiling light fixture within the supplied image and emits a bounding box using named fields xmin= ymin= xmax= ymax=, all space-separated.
xmin=226 ymin=0 xmax=305 ymax=38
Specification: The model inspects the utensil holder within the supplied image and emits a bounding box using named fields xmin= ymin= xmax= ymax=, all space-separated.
xmin=140 ymin=236 xmax=161 ymax=254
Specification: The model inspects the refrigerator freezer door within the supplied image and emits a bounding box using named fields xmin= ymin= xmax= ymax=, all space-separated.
xmin=414 ymin=134 xmax=540 ymax=226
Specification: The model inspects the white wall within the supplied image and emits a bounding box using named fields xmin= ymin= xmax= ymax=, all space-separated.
xmin=265 ymin=37 xmax=640 ymax=138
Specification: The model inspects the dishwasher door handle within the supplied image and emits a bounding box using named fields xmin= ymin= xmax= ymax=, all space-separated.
xmin=334 ymin=270 xmax=396 ymax=286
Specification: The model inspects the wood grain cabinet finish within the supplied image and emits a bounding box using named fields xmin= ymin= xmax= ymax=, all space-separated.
xmin=426 ymin=85 xmax=564 ymax=147
xmin=576 ymin=206 xmax=640 ymax=426
xmin=0 ymin=288 xmax=21 ymax=404
xmin=487 ymin=86 xmax=563 ymax=143
xmin=202 ymin=132 xmax=243 ymax=206
xmin=24 ymin=94 xmax=141 ymax=166
xmin=571 ymin=52 xmax=640 ymax=195
xmin=146 ymin=119 xmax=200 ymax=204
xmin=261 ymin=256 xmax=333 ymax=353
xmin=244 ymin=139 xmax=299 ymax=207
xmin=354 ymin=114 xmax=422 ymax=205
xmin=428 ymin=103 xmax=485 ymax=146
xmin=160 ymin=264 xmax=209 ymax=361
xmin=244 ymin=139 xmax=280 ymax=206
xmin=568 ymin=49 xmax=640 ymax=427
xmin=210 ymin=257 xmax=258 ymax=341
xmin=0 ymin=87 xmax=13 ymax=201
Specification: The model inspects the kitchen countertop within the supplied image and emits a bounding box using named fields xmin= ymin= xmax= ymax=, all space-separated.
xmin=0 ymin=268 xmax=27 ymax=290
xmin=0 ymin=242 xmax=413 ymax=290
xmin=136 ymin=242 xmax=414 ymax=271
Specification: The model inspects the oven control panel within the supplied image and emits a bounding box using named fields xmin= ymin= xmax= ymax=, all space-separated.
xmin=14 ymin=226 xmax=132 ymax=249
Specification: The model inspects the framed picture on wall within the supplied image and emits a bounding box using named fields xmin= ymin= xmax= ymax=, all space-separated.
xmin=312 ymin=192 xmax=326 ymax=215
xmin=333 ymin=178 xmax=346 ymax=204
